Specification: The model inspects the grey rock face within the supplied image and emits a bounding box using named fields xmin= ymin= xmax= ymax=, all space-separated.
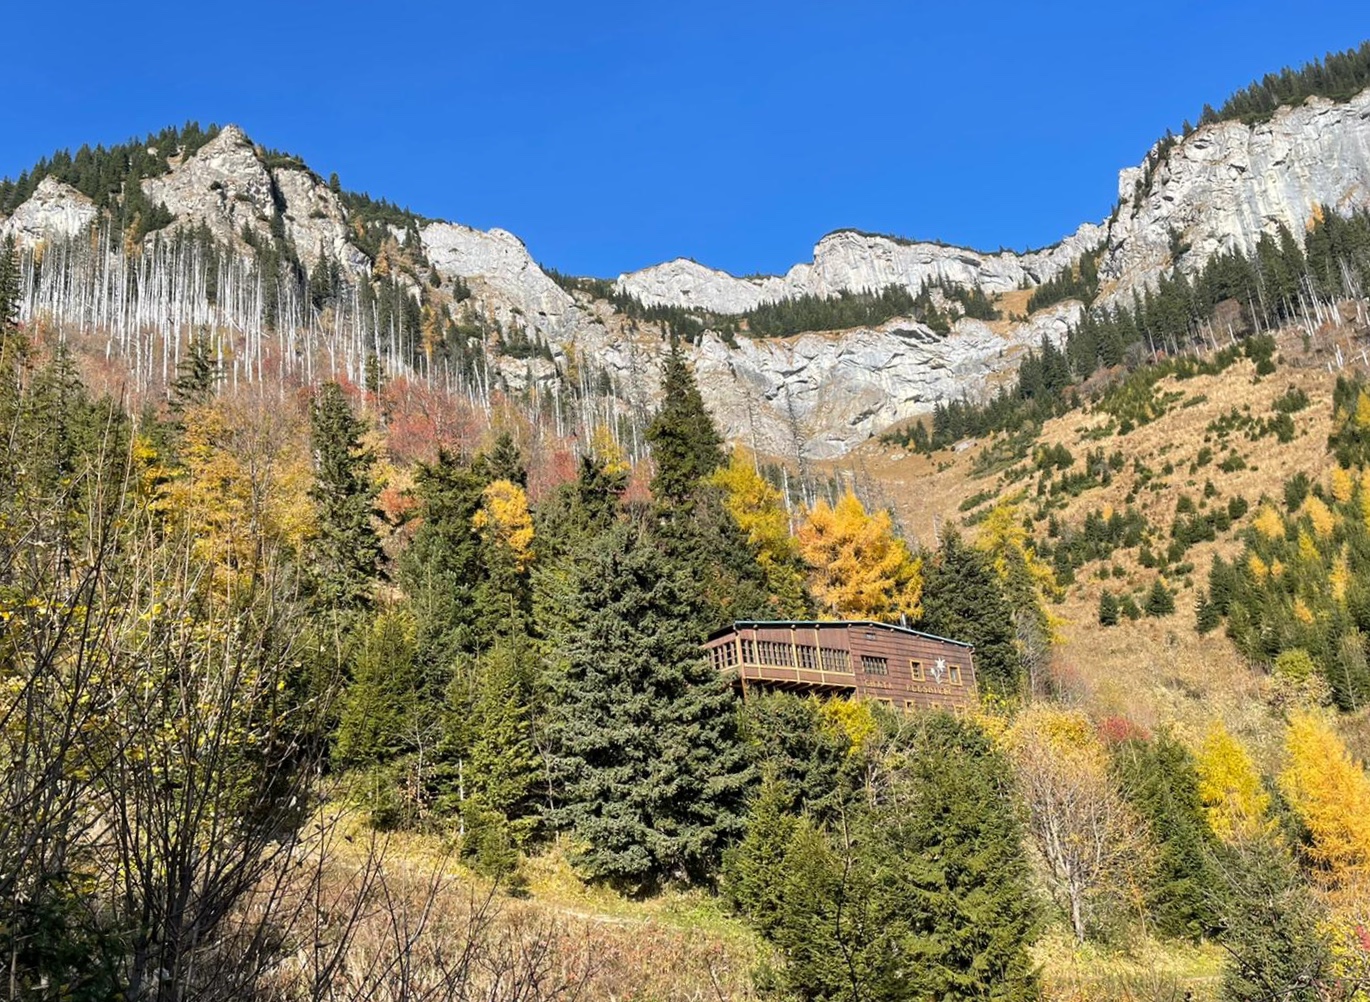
xmin=0 ymin=176 xmax=98 ymax=246
xmin=693 ymin=304 xmax=1081 ymax=459
xmin=1100 ymin=89 xmax=1370 ymax=302
xmin=10 ymin=89 xmax=1370 ymax=457
xmin=420 ymin=221 xmax=580 ymax=337
xmin=142 ymin=125 xmax=365 ymax=271
xmin=141 ymin=125 xmax=278 ymax=250
xmin=616 ymin=224 xmax=1107 ymax=314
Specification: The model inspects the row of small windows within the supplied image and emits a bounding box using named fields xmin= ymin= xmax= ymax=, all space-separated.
xmin=872 ymin=697 xmax=965 ymax=713
xmin=709 ymin=644 xmax=965 ymax=687
xmin=710 ymin=640 xmax=855 ymax=673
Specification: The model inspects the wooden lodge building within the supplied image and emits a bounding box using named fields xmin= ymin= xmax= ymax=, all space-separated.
xmin=705 ymin=620 xmax=977 ymax=712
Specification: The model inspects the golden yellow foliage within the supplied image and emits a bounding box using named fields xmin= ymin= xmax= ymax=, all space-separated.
xmin=818 ymin=698 xmax=878 ymax=757
xmin=1305 ymin=496 xmax=1335 ymax=539
xmin=708 ymin=451 xmax=806 ymax=614
xmin=1293 ymin=597 xmax=1316 ymax=626
xmin=1280 ymin=710 xmax=1370 ymax=880
xmin=1331 ymin=549 xmax=1351 ymax=605
xmin=1247 ymin=553 xmax=1269 ymax=580
xmin=975 ymin=503 xmax=1064 ymax=640
xmin=152 ymin=399 xmax=315 ymax=599
xmin=1356 ymin=390 xmax=1370 ymax=431
xmin=1297 ymin=529 xmax=1319 ymax=564
xmin=590 ymin=425 xmax=630 ymax=476
xmin=1253 ymin=504 xmax=1285 ymax=541
xmin=1270 ymin=558 xmax=1285 ymax=580
xmin=1331 ymin=467 xmax=1354 ymax=504
xmin=708 ymin=451 xmax=796 ymax=569
xmin=472 ymin=479 xmax=535 ymax=572
xmin=797 ymin=490 xmax=922 ymax=621
xmin=1194 ymin=720 xmax=1271 ymax=843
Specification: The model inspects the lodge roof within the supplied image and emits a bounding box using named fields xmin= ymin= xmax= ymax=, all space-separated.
xmin=707 ymin=619 xmax=975 ymax=650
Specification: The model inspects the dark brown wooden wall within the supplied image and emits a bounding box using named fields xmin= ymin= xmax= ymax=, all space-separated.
xmin=705 ymin=622 xmax=977 ymax=711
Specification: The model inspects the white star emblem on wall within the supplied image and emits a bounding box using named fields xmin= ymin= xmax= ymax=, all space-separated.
xmin=931 ymin=658 xmax=947 ymax=684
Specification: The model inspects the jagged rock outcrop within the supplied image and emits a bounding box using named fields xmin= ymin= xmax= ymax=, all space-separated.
xmin=0 ymin=176 xmax=98 ymax=246
xmin=9 ymin=86 xmax=1370 ymax=457
xmin=691 ymin=303 xmax=1082 ymax=458
xmin=142 ymin=125 xmax=366 ymax=271
xmin=1099 ymin=89 xmax=1370 ymax=303
xmin=420 ymin=222 xmax=583 ymax=338
xmin=617 ymin=224 xmax=1107 ymax=313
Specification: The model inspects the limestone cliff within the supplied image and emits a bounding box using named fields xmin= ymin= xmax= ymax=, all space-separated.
xmin=1099 ymin=89 xmax=1370 ymax=302
xmin=6 ymin=85 xmax=1370 ymax=457
xmin=616 ymin=224 xmax=1106 ymax=313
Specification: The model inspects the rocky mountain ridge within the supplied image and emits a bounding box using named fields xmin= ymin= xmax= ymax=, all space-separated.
xmin=618 ymin=88 xmax=1370 ymax=314
xmin=3 ymin=85 xmax=1370 ymax=457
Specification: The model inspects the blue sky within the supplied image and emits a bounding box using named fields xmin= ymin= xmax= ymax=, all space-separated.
xmin=2 ymin=2 xmax=1368 ymax=277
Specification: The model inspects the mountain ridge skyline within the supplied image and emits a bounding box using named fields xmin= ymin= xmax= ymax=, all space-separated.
xmin=4 ymin=2 xmax=1368 ymax=278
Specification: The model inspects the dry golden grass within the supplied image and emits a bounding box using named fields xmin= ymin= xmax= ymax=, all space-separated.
xmin=254 ymin=819 xmax=765 ymax=1002
xmin=1032 ymin=928 xmax=1225 ymax=1002
xmin=831 ymin=327 xmax=1362 ymax=745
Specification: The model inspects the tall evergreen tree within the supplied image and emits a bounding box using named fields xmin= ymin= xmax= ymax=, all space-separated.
xmin=1111 ymin=734 xmax=1224 ymax=939
xmin=547 ymin=518 xmax=751 ymax=889
xmin=169 ymin=330 xmax=220 ymax=412
xmin=646 ymin=341 xmax=724 ymax=508
xmin=1216 ymin=836 xmax=1333 ymax=1002
xmin=308 ymin=381 xmax=382 ymax=610
xmin=759 ymin=713 xmax=1040 ymax=1001
xmin=397 ymin=448 xmax=492 ymax=668
xmin=919 ymin=531 xmax=1022 ymax=698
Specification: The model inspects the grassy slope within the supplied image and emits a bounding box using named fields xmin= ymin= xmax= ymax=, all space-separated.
xmin=840 ymin=328 xmax=1348 ymax=753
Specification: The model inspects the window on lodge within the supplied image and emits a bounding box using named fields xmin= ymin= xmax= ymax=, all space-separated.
xmin=860 ymin=655 xmax=888 ymax=675
xmin=819 ymin=647 xmax=851 ymax=672
xmin=744 ymin=640 xmax=792 ymax=667
xmin=949 ymin=664 xmax=963 ymax=685
xmin=910 ymin=660 xmax=925 ymax=682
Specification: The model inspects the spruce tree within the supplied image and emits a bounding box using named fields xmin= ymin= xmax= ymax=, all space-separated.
xmin=308 ymin=382 xmax=382 ymax=611
xmin=646 ymin=340 xmax=723 ymax=508
xmin=919 ymin=531 xmax=1022 ymax=697
xmin=169 ymin=330 xmax=220 ymax=411
xmin=1216 ymin=836 xmax=1332 ymax=1002
xmin=333 ymin=611 xmax=421 ymax=770
xmin=1112 ymin=734 xmax=1224 ymax=939
xmin=547 ymin=518 xmax=751 ymax=889
xmin=0 ymin=236 xmax=26 ymax=377
xmin=642 ymin=342 xmax=773 ymax=626
xmin=1145 ymin=579 xmax=1176 ymax=617
xmin=397 ymin=448 xmax=490 ymax=666
xmin=1195 ymin=589 xmax=1220 ymax=634
xmin=763 ymin=713 xmax=1039 ymax=1001
xmin=1098 ymin=590 xmax=1119 ymax=626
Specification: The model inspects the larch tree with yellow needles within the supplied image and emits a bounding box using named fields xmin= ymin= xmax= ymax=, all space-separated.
xmin=1193 ymin=720 xmax=1271 ymax=844
xmin=796 ymin=489 xmax=921 ymax=622
xmin=708 ymin=451 xmax=808 ymax=616
xmin=1279 ymin=709 xmax=1370 ymax=882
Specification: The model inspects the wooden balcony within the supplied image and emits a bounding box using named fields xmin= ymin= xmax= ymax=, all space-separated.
xmin=733 ymin=660 xmax=857 ymax=692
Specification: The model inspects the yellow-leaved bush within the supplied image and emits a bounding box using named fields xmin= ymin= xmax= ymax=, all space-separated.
xmin=1279 ymin=709 xmax=1370 ymax=880
xmin=1193 ymin=720 xmax=1271 ymax=843
xmin=797 ymin=490 xmax=921 ymax=621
